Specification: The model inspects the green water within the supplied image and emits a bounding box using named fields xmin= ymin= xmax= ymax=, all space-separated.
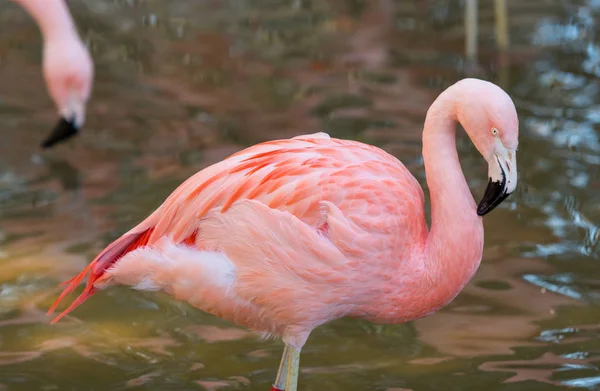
xmin=0 ymin=1 xmax=598 ymax=390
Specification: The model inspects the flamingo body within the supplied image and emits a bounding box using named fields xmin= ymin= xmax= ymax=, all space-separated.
xmin=52 ymin=133 xmax=446 ymax=344
xmin=49 ymin=78 xmax=519 ymax=390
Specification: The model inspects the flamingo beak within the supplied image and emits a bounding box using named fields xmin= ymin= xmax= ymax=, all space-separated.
xmin=41 ymin=116 xmax=79 ymax=149
xmin=41 ymin=96 xmax=86 ymax=149
xmin=477 ymin=148 xmax=517 ymax=216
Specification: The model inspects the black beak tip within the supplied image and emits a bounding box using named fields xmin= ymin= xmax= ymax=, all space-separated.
xmin=41 ymin=117 xmax=79 ymax=149
xmin=477 ymin=203 xmax=493 ymax=216
xmin=476 ymin=177 xmax=511 ymax=217
xmin=476 ymin=205 xmax=487 ymax=217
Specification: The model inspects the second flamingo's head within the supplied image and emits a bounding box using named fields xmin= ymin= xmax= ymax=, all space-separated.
xmin=40 ymin=35 xmax=94 ymax=149
xmin=452 ymin=78 xmax=519 ymax=216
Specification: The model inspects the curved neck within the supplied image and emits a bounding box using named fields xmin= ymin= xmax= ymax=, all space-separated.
xmin=421 ymin=88 xmax=484 ymax=288
xmin=13 ymin=0 xmax=78 ymax=42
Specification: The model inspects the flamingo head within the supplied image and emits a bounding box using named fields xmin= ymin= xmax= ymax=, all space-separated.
xmin=454 ymin=78 xmax=519 ymax=216
xmin=41 ymin=35 xmax=94 ymax=149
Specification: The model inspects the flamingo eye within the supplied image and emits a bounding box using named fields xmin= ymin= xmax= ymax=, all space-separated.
xmin=491 ymin=128 xmax=499 ymax=136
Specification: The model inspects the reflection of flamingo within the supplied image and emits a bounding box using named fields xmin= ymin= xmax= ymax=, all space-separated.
xmin=12 ymin=0 xmax=93 ymax=148
xmin=48 ymin=78 xmax=519 ymax=391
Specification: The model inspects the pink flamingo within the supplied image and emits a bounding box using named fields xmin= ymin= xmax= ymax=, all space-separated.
xmin=12 ymin=0 xmax=94 ymax=148
xmin=48 ymin=78 xmax=518 ymax=391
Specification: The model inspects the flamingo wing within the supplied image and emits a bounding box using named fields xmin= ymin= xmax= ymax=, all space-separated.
xmin=136 ymin=133 xmax=424 ymax=244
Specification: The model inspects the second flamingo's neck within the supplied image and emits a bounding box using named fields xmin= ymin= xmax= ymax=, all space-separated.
xmin=14 ymin=0 xmax=78 ymax=42
xmin=420 ymin=87 xmax=484 ymax=299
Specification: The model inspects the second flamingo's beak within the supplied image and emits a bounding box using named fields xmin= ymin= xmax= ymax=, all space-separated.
xmin=42 ymin=96 xmax=87 ymax=149
xmin=41 ymin=116 xmax=79 ymax=149
xmin=477 ymin=148 xmax=517 ymax=216
xmin=41 ymin=117 xmax=79 ymax=149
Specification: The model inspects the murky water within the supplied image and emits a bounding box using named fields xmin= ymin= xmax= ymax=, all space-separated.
xmin=0 ymin=0 xmax=598 ymax=390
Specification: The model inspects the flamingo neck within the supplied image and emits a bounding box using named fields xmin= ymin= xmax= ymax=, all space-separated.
xmin=421 ymin=88 xmax=484 ymax=295
xmin=13 ymin=0 xmax=78 ymax=41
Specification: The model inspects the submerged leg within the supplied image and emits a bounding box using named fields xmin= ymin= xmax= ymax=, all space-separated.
xmin=271 ymin=345 xmax=290 ymax=391
xmin=284 ymin=347 xmax=301 ymax=391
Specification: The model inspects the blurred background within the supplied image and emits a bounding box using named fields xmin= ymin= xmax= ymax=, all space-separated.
xmin=0 ymin=0 xmax=598 ymax=390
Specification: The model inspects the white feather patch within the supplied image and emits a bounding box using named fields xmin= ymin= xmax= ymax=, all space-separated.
xmin=116 ymin=238 xmax=237 ymax=293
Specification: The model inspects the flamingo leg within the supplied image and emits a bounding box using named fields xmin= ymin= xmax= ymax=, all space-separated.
xmin=284 ymin=347 xmax=301 ymax=391
xmin=494 ymin=0 xmax=509 ymax=51
xmin=271 ymin=345 xmax=290 ymax=391
xmin=465 ymin=0 xmax=478 ymax=61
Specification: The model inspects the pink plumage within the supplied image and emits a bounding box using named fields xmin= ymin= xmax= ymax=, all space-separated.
xmin=12 ymin=0 xmax=93 ymax=147
xmin=49 ymin=78 xmax=519 ymax=391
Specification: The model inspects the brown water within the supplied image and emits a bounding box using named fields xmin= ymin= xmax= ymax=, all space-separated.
xmin=0 ymin=1 xmax=598 ymax=390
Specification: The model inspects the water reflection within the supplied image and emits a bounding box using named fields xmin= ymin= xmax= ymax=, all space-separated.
xmin=0 ymin=1 xmax=598 ymax=390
